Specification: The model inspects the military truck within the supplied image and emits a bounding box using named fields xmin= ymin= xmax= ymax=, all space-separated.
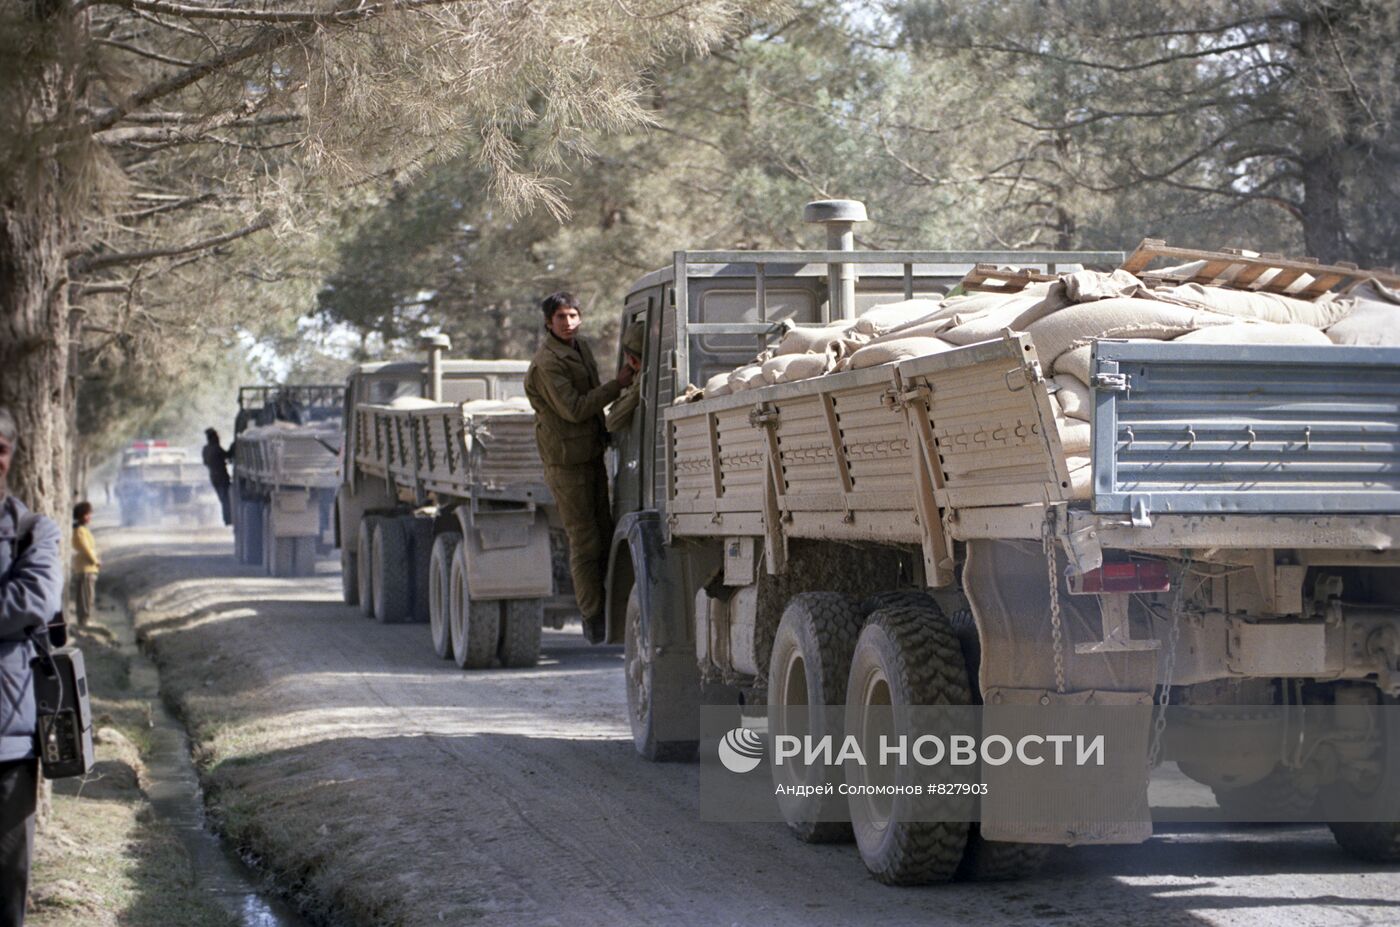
xmin=599 ymin=200 xmax=1400 ymax=882
xmin=231 ymin=385 xmax=345 ymax=577
xmin=114 ymin=440 xmax=218 ymax=526
xmin=335 ymin=337 xmax=574 ymax=669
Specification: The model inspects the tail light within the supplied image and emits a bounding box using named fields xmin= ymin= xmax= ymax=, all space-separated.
xmin=1069 ymin=561 xmax=1171 ymax=595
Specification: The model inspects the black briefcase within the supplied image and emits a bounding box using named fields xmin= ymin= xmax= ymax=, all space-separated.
xmin=32 ymin=645 xmax=95 ymax=779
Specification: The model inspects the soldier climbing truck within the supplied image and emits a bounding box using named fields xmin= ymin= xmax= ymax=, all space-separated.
xmin=599 ymin=200 xmax=1400 ymax=883
xmin=335 ymin=337 xmax=576 ymax=669
xmin=114 ymin=440 xmax=219 ymax=526
xmin=231 ymin=385 xmax=345 ymax=577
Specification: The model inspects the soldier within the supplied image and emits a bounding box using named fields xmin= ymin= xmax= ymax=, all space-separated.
xmin=606 ymin=320 xmax=646 ymax=434
xmin=525 ymin=292 xmax=635 ymax=644
xmin=202 ymin=428 xmax=233 ymax=526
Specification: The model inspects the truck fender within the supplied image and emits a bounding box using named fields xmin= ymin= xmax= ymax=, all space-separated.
xmin=451 ymin=504 xmax=553 ymax=600
xmin=604 ymin=510 xmax=691 ymax=650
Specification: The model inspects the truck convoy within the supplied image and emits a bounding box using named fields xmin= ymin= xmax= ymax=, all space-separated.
xmin=114 ymin=440 xmax=218 ymax=526
xmin=594 ymin=200 xmax=1400 ymax=883
xmin=231 ymin=385 xmax=344 ymax=577
xmin=335 ymin=338 xmax=574 ymax=669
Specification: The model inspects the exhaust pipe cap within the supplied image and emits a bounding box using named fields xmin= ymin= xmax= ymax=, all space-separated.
xmin=803 ymin=199 xmax=867 ymax=225
xmin=419 ymin=333 xmax=451 ymax=351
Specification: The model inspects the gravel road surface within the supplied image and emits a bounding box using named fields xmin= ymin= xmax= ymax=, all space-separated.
xmin=103 ymin=526 xmax=1400 ymax=927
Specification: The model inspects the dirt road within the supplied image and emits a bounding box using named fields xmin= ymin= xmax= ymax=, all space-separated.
xmin=102 ymin=526 xmax=1400 ymax=926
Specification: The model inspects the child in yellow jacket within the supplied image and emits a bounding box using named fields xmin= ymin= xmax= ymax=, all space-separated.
xmin=72 ymin=501 xmax=100 ymax=625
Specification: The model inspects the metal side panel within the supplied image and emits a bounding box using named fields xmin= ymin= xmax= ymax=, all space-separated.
xmin=1091 ymin=342 xmax=1400 ymax=515
xmin=897 ymin=334 xmax=1069 ymax=509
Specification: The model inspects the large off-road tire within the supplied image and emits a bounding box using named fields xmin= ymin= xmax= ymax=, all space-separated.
xmin=241 ymin=501 xmax=265 ymax=566
xmin=768 ymin=591 xmax=864 ymax=842
xmin=428 ymin=532 xmax=460 ymax=659
xmin=1213 ymin=768 xmax=1319 ymax=821
xmin=957 ymin=827 xmax=1050 ymax=881
xmin=449 ymin=544 xmax=499 ymax=669
xmin=357 ymin=516 xmax=380 ymax=619
xmin=499 ymin=599 xmax=544 ymax=668
xmin=845 ymin=606 xmax=970 ymax=885
xmin=371 ymin=518 xmax=412 ymax=623
xmin=624 ymin=585 xmax=700 ymax=762
xmin=340 ymin=543 xmax=359 ymax=606
xmin=406 ymin=517 xmax=434 ymax=625
xmin=1329 ymin=822 xmax=1400 ymax=863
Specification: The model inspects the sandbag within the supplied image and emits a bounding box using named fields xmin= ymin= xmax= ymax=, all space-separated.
xmin=847 ymin=336 xmax=957 ymax=370
xmin=853 ymin=298 xmax=944 ymax=337
xmin=1052 ymin=344 xmax=1094 ymax=386
xmin=1026 ymin=298 xmax=1234 ymax=364
xmin=775 ymin=323 xmax=862 ymax=357
xmin=762 ymin=352 xmax=834 ymax=384
xmin=1062 ymin=268 xmax=1156 ymax=303
xmin=941 ymin=290 xmax=1066 ymax=346
xmin=1173 ymin=321 xmax=1333 ymax=346
xmin=1056 ymin=417 xmax=1091 ymax=454
xmin=1066 ymin=455 xmax=1092 ymax=502
xmin=727 ymin=364 xmax=766 ymax=392
xmin=1051 ymin=376 xmax=1091 ymax=422
xmin=1165 ymin=284 xmax=1351 ymax=328
xmin=1327 ymin=280 xmax=1400 ymax=346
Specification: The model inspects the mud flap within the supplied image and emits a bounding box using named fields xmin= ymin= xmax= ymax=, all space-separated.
xmin=454 ymin=504 xmax=553 ymax=600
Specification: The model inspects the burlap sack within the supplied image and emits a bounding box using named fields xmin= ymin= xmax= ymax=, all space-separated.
xmin=942 ymin=289 xmax=1067 ymax=346
xmin=1026 ymin=298 xmax=1234 ymax=364
xmin=1165 ymin=284 xmax=1351 ymax=328
xmin=1173 ymin=321 xmax=1334 ymax=346
xmin=762 ymin=352 xmax=834 ymax=384
xmin=1051 ymin=375 xmax=1092 ymax=421
xmin=727 ymin=364 xmax=766 ymax=392
xmin=775 ymin=322 xmax=863 ymax=357
xmin=1327 ymin=280 xmax=1400 ymax=346
xmin=702 ymin=372 xmax=733 ymax=398
xmin=847 ymin=336 xmax=957 ymax=370
xmin=1057 ymin=416 xmax=1091 ymax=454
xmin=1052 ymin=344 xmax=1095 ymax=385
xmin=1062 ymin=269 xmax=1156 ymax=303
xmin=1066 ymin=455 xmax=1092 ymax=501
xmin=853 ymin=298 xmax=944 ymax=337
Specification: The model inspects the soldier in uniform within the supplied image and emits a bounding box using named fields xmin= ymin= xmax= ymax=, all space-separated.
xmin=525 ymin=292 xmax=635 ymax=643
xmin=606 ymin=321 xmax=645 ymax=434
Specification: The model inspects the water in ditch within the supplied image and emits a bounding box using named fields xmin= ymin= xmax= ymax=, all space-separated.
xmin=107 ymin=601 xmax=313 ymax=927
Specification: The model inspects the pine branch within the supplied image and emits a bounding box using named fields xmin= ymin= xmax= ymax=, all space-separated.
xmin=70 ymin=214 xmax=274 ymax=273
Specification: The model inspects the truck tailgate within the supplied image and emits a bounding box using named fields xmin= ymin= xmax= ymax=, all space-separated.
xmin=1091 ymin=342 xmax=1400 ymax=516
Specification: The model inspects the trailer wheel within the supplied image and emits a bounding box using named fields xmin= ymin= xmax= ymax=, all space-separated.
xmin=1330 ymin=823 xmax=1400 ymax=863
xmin=624 ymin=586 xmax=699 ymax=762
xmin=357 ymin=516 xmax=380 ymax=618
xmin=499 ymin=599 xmax=544 ymax=668
xmin=845 ymin=606 xmax=970 ymax=885
xmin=1328 ymin=693 xmax=1400 ymax=862
xmin=428 ymin=532 xmax=460 ymax=659
xmin=956 ymin=828 xmax=1050 ymax=881
xmin=449 ymin=544 xmax=499 ymax=669
xmin=406 ymin=517 xmax=434 ymax=624
xmin=767 ymin=591 xmax=864 ymax=842
xmin=372 ymin=519 xmax=412 ymax=623
xmin=340 ymin=543 xmax=359 ymax=606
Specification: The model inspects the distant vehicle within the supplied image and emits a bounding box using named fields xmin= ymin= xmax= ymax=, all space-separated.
xmin=231 ymin=385 xmax=345 ymax=577
xmin=114 ymin=440 xmax=218 ymax=526
xmin=335 ymin=338 xmax=575 ymax=669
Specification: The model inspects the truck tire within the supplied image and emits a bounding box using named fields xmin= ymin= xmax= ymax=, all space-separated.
xmin=449 ymin=545 xmax=499 ymax=669
xmin=624 ymin=586 xmax=699 ymax=762
xmin=242 ymin=501 xmax=265 ymax=566
xmin=341 ymin=543 xmax=359 ymax=606
xmin=499 ymin=599 xmax=544 ymax=668
xmin=428 ymin=532 xmax=460 ymax=659
xmin=845 ymin=606 xmax=970 ymax=885
xmin=1329 ymin=823 xmax=1400 ymax=863
xmin=767 ymin=591 xmax=864 ymax=842
xmin=371 ymin=518 xmax=412 ymax=623
xmin=1212 ymin=768 xmax=1319 ymax=821
xmin=357 ymin=516 xmax=380 ymax=619
xmin=406 ymin=517 xmax=435 ymax=625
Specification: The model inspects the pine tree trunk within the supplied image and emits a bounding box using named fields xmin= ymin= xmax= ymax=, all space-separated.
xmin=0 ymin=181 xmax=72 ymax=521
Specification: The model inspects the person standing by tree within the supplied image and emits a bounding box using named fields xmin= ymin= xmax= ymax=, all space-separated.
xmin=202 ymin=429 xmax=233 ymax=527
xmin=71 ymin=502 xmax=100 ymax=627
xmin=525 ymin=292 xmax=635 ymax=644
xmin=0 ymin=406 xmax=64 ymax=927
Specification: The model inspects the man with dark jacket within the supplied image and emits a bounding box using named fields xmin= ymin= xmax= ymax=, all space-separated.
xmin=0 ymin=406 xmax=63 ymax=926
xmin=525 ymin=292 xmax=634 ymax=644
xmin=202 ymin=428 xmax=233 ymax=526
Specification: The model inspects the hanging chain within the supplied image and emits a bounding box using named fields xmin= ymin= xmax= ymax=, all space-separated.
xmin=1147 ymin=558 xmax=1192 ymax=770
xmin=1042 ymin=515 xmax=1066 ymax=696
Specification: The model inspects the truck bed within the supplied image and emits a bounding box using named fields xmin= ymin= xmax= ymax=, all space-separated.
xmin=236 ymin=422 xmax=340 ymax=490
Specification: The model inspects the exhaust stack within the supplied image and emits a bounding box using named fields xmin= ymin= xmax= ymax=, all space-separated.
xmin=420 ymin=333 xmax=451 ymax=402
xmin=803 ymin=199 xmax=867 ymax=321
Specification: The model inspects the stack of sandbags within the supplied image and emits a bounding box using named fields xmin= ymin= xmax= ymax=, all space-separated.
xmin=1326 ymin=279 xmax=1400 ymax=346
